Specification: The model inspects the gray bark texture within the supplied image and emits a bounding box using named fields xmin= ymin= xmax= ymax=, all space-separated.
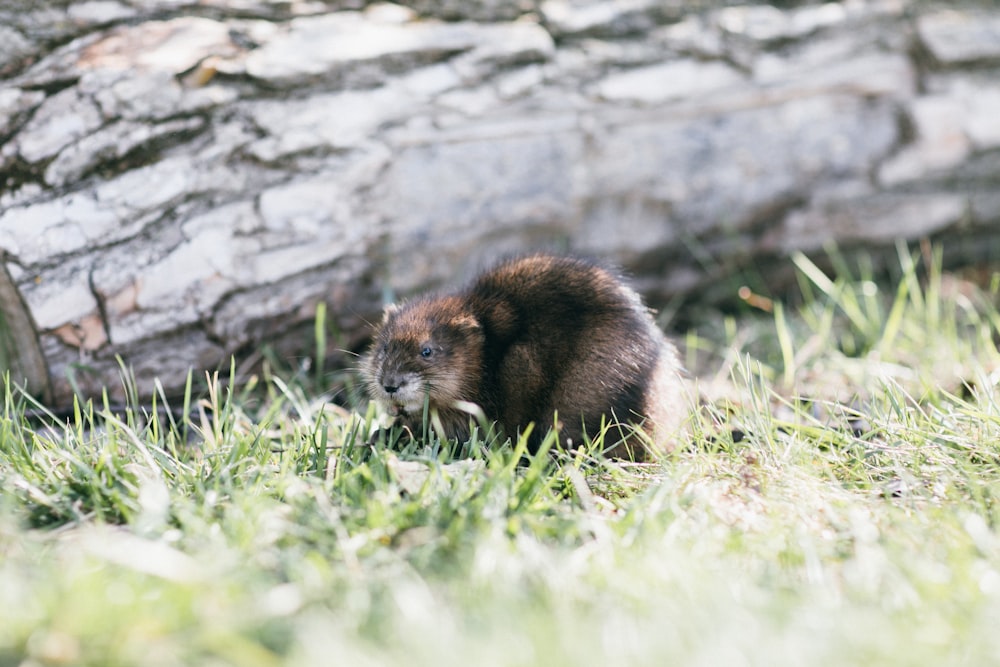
xmin=0 ymin=0 xmax=998 ymax=403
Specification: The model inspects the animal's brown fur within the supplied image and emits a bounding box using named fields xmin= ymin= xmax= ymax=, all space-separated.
xmin=362 ymin=254 xmax=690 ymax=459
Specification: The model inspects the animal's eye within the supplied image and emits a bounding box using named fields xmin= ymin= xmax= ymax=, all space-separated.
xmin=420 ymin=346 xmax=434 ymax=359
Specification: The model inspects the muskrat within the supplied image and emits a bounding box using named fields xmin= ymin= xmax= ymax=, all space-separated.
xmin=362 ymin=254 xmax=690 ymax=459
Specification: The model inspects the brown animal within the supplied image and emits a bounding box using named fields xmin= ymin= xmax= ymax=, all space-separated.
xmin=362 ymin=254 xmax=689 ymax=459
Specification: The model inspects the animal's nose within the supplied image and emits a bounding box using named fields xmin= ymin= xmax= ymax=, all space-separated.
xmin=382 ymin=375 xmax=406 ymax=395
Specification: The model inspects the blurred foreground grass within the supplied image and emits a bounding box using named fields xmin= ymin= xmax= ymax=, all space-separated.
xmin=2 ymin=244 xmax=1000 ymax=666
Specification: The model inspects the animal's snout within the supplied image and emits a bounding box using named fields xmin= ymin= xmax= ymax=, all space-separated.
xmin=381 ymin=373 xmax=408 ymax=395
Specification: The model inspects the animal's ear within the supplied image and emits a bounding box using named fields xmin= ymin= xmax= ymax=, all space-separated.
xmin=381 ymin=303 xmax=400 ymax=323
xmin=449 ymin=314 xmax=481 ymax=332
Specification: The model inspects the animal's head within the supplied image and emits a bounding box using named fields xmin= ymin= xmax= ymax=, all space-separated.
xmin=363 ymin=297 xmax=484 ymax=416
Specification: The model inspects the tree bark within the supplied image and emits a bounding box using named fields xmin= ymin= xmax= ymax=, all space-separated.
xmin=0 ymin=255 xmax=51 ymax=402
xmin=0 ymin=0 xmax=998 ymax=403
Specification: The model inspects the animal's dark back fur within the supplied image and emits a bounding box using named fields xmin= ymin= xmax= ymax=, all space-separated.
xmin=465 ymin=255 xmax=672 ymax=450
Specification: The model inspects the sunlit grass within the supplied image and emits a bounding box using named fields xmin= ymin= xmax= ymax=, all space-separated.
xmin=2 ymin=244 xmax=1000 ymax=666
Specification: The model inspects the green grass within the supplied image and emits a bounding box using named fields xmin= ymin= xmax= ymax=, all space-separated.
xmin=3 ymin=244 xmax=1000 ymax=666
